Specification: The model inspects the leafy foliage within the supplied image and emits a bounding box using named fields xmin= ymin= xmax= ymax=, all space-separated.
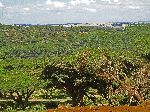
xmin=0 ymin=24 xmax=150 ymax=110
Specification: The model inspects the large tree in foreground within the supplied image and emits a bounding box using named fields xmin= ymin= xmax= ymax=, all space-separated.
xmin=41 ymin=50 xmax=117 ymax=106
xmin=41 ymin=49 xmax=150 ymax=106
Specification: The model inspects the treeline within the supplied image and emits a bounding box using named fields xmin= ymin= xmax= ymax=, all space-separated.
xmin=0 ymin=24 xmax=150 ymax=111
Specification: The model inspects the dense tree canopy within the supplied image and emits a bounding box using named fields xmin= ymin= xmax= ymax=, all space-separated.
xmin=0 ymin=24 xmax=150 ymax=110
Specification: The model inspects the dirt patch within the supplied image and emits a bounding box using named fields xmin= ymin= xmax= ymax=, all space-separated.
xmin=47 ymin=105 xmax=150 ymax=112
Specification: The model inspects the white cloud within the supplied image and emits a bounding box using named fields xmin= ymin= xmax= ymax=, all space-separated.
xmin=128 ymin=6 xmax=140 ymax=9
xmin=23 ymin=7 xmax=30 ymax=11
xmin=114 ymin=0 xmax=119 ymax=3
xmin=85 ymin=8 xmax=97 ymax=12
xmin=0 ymin=1 xmax=4 ymax=7
xmin=101 ymin=0 xmax=110 ymax=2
xmin=100 ymin=0 xmax=120 ymax=4
xmin=70 ymin=0 xmax=96 ymax=5
xmin=101 ymin=0 xmax=111 ymax=2
xmin=46 ymin=0 xmax=66 ymax=8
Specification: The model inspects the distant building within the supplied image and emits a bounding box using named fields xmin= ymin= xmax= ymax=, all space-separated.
xmin=63 ymin=23 xmax=82 ymax=27
xmin=138 ymin=21 xmax=150 ymax=24
xmin=12 ymin=22 xmax=135 ymax=28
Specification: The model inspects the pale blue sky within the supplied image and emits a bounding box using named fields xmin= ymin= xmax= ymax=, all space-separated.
xmin=0 ymin=0 xmax=150 ymax=24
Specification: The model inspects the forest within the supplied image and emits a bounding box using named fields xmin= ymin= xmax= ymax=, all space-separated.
xmin=0 ymin=24 xmax=150 ymax=111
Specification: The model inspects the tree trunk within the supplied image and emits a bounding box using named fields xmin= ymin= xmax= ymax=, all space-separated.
xmin=0 ymin=91 xmax=3 ymax=98
xmin=72 ymin=95 xmax=79 ymax=107
xmin=71 ymin=90 xmax=84 ymax=107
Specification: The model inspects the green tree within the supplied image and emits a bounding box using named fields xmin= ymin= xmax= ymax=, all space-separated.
xmin=0 ymin=70 xmax=45 ymax=110
xmin=41 ymin=50 xmax=115 ymax=106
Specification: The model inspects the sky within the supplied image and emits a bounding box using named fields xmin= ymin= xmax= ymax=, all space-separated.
xmin=0 ymin=0 xmax=150 ymax=24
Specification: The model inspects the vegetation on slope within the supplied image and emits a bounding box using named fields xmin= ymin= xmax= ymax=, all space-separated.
xmin=0 ymin=24 xmax=150 ymax=111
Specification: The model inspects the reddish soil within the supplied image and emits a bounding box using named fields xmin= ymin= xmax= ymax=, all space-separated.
xmin=47 ymin=104 xmax=150 ymax=112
